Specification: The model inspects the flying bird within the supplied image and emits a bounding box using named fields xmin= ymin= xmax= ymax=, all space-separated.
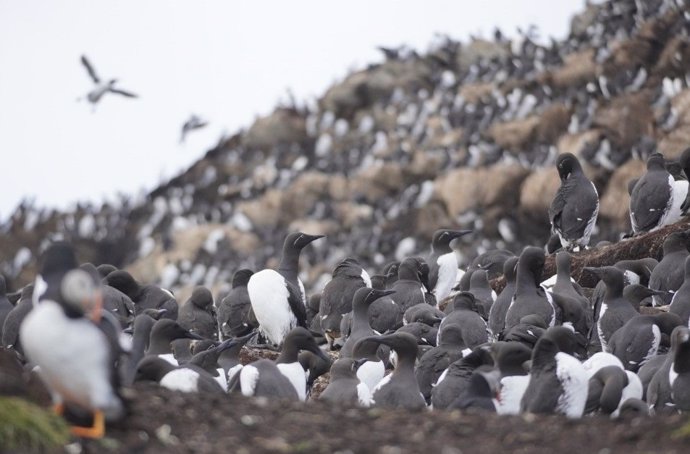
xmin=80 ymin=55 xmax=138 ymax=109
xmin=180 ymin=115 xmax=209 ymax=143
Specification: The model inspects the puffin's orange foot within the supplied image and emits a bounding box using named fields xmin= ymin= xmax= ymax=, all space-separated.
xmin=70 ymin=410 xmax=105 ymax=439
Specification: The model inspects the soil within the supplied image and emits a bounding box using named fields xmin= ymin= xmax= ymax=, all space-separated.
xmin=68 ymin=381 xmax=690 ymax=454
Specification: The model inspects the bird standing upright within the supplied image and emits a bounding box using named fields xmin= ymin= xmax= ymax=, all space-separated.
xmin=548 ymin=153 xmax=599 ymax=251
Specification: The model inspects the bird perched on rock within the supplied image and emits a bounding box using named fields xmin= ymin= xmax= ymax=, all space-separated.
xmin=649 ymin=230 xmax=690 ymax=306
xmin=247 ymin=232 xmax=324 ymax=346
xmin=629 ymin=153 xmax=683 ymax=234
xmin=79 ymin=55 xmax=137 ymax=109
xmin=549 ymin=153 xmax=599 ymax=251
xmin=21 ymin=244 xmax=125 ymax=438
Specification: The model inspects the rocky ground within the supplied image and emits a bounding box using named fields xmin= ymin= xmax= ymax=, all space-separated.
xmin=64 ymin=383 xmax=690 ymax=454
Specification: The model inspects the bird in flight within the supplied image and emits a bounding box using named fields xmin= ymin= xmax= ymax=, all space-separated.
xmin=180 ymin=115 xmax=209 ymax=143
xmin=80 ymin=55 xmax=138 ymax=109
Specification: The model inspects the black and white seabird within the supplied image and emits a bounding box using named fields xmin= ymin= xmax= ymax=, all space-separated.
xmin=448 ymin=366 xmax=500 ymax=412
xmin=367 ymin=274 xmax=404 ymax=333
xmin=629 ymin=153 xmax=683 ymax=234
xmin=414 ymin=322 xmax=465 ymax=402
xmin=80 ymin=55 xmax=137 ymax=107
xmin=134 ymin=355 xmax=224 ymax=394
xmin=648 ymin=326 xmax=690 ymax=414
xmin=439 ymin=292 xmax=489 ymax=350
xmin=177 ymin=287 xmax=217 ymax=340
xmin=186 ymin=337 xmax=250 ymax=391
xmin=670 ymin=256 xmax=690 ymax=324
xmin=391 ymin=257 xmax=428 ymax=312
xmin=584 ymin=266 xmax=638 ymax=352
xmin=396 ymin=322 xmax=438 ymax=347
xmin=520 ymin=330 xmax=588 ymax=418
xmin=318 ymin=358 xmax=374 ymax=407
xmin=318 ymin=257 xmax=371 ymax=348
xmin=342 ymin=288 xmax=396 ymax=390
xmin=403 ymin=303 xmax=444 ymax=326
xmin=548 ymin=252 xmax=589 ymax=310
xmin=491 ymin=341 xmax=532 ymax=415
xmin=105 ymin=270 xmax=178 ymax=320
xmin=501 ymin=314 xmax=547 ymax=349
xmin=669 ymin=326 xmax=690 ymax=411
xmin=21 ymin=252 xmax=125 ymax=439
xmin=274 ymin=327 xmax=330 ymax=401
xmin=426 ymin=229 xmax=472 ymax=302
xmin=217 ymin=331 xmax=255 ymax=382
xmin=649 ymin=230 xmax=690 ymax=306
xmin=233 ymin=358 xmax=299 ymax=400
xmin=217 ymin=269 xmax=255 ymax=339
xmin=488 ymin=257 xmax=519 ymax=339
xmin=549 ymin=153 xmax=599 ymax=251
xmin=608 ymin=313 xmax=682 ymax=372
xmin=341 ymin=288 xmax=396 ymax=358
xmin=122 ymin=309 xmax=167 ymax=385
xmin=467 ymin=269 xmax=495 ymax=318
xmin=430 ymin=346 xmax=494 ymax=410
xmin=1 ymin=284 xmax=34 ymax=355
xmin=458 ymin=249 xmax=515 ymax=291
xmin=504 ymin=247 xmax=555 ymax=333
xmin=360 ymin=332 xmax=426 ymax=410
xmin=585 ymin=365 xmax=643 ymax=417
xmin=247 ymin=232 xmax=324 ymax=346
xmin=145 ymin=319 xmax=203 ymax=366
xmin=298 ymin=349 xmax=332 ymax=396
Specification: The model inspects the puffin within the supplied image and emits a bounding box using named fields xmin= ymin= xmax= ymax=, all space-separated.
xmin=21 ymin=247 xmax=125 ymax=439
xmin=247 ymin=232 xmax=324 ymax=346
xmin=548 ymin=152 xmax=599 ymax=251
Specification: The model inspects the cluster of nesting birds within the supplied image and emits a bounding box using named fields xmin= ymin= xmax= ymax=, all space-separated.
xmin=5 ymin=151 xmax=690 ymax=439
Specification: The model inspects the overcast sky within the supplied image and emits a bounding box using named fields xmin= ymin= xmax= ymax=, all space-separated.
xmin=0 ymin=0 xmax=584 ymax=218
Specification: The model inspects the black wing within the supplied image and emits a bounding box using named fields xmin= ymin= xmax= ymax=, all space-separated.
xmin=286 ymin=280 xmax=307 ymax=328
xmin=81 ymin=55 xmax=100 ymax=83
xmin=550 ymin=177 xmax=597 ymax=238
xmin=109 ymin=88 xmax=138 ymax=98
xmin=630 ymin=176 xmax=670 ymax=232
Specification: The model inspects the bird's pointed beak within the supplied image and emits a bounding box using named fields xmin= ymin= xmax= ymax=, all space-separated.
xmin=354 ymin=358 xmax=368 ymax=369
xmin=311 ymin=345 xmax=331 ymax=363
xmin=449 ymin=230 xmax=473 ymax=241
xmin=185 ymin=330 xmax=204 ymax=340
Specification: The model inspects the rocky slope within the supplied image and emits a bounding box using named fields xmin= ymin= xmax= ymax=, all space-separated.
xmin=1 ymin=0 xmax=690 ymax=298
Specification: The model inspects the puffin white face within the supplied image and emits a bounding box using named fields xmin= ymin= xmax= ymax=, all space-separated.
xmin=61 ymin=269 xmax=102 ymax=319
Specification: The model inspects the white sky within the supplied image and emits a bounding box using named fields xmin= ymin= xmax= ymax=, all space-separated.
xmin=0 ymin=0 xmax=584 ymax=218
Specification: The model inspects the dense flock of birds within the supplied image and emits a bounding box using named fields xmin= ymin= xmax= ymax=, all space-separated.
xmin=5 ymin=0 xmax=688 ymax=300
xmin=5 ymin=149 xmax=690 ymax=440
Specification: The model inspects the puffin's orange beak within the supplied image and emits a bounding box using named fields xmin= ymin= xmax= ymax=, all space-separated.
xmin=89 ymin=290 xmax=103 ymax=323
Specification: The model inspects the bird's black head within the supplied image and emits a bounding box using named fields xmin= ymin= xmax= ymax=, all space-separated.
xmin=105 ymin=270 xmax=140 ymax=299
xmin=517 ymin=246 xmax=545 ymax=285
xmin=96 ymin=264 xmax=118 ymax=278
xmin=284 ymin=327 xmax=330 ymax=362
xmin=647 ymin=152 xmax=666 ymax=171
xmin=556 ymin=153 xmax=582 ymax=180
xmin=231 ymin=269 xmax=254 ymax=288
xmin=190 ymin=287 xmax=213 ymax=309
xmin=285 ymin=232 xmax=325 ymax=250
xmin=40 ymin=241 xmax=78 ymax=277
xmin=431 ymin=229 xmax=472 ymax=253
